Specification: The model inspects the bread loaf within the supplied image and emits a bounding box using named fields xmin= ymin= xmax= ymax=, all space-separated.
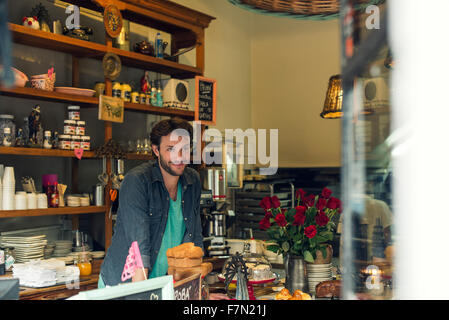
xmin=166 ymin=242 xmax=204 ymax=259
xmin=315 ymin=280 xmax=341 ymax=298
xmin=167 ymin=257 xmax=202 ymax=268
xmin=168 ymin=262 xmax=213 ymax=281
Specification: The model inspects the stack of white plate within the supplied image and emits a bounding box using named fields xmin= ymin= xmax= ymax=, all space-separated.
xmin=307 ymin=263 xmax=333 ymax=295
xmin=80 ymin=196 xmax=90 ymax=207
xmin=0 ymin=235 xmax=47 ymax=263
xmin=52 ymin=240 xmax=73 ymax=257
xmin=67 ymin=196 xmax=81 ymax=207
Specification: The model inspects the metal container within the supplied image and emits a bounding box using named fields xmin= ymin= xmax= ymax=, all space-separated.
xmin=112 ymin=20 xmax=129 ymax=51
xmin=94 ymin=184 xmax=104 ymax=206
xmin=213 ymin=168 xmax=226 ymax=202
xmin=211 ymin=211 xmax=226 ymax=237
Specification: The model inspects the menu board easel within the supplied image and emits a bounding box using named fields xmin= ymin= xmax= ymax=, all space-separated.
xmin=195 ymin=76 xmax=217 ymax=126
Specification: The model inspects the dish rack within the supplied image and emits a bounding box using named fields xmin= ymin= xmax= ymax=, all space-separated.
xmin=233 ymin=178 xmax=295 ymax=240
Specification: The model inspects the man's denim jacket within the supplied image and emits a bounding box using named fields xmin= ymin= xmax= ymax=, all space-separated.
xmin=100 ymin=160 xmax=203 ymax=286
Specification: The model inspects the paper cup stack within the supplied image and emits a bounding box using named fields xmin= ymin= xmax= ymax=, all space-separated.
xmin=37 ymin=193 xmax=48 ymax=209
xmin=2 ymin=166 xmax=15 ymax=210
xmin=307 ymin=263 xmax=333 ymax=295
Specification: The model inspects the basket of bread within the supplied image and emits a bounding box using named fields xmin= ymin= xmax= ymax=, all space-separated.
xmin=166 ymin=242 xmax=213 ymax=281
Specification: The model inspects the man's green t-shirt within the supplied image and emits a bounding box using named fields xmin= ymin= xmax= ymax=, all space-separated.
xmin=149 ymin=183 xmax=185 ymax=278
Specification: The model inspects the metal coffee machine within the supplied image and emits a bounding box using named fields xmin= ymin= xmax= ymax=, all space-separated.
xmin=200 ymin=167 xmax=230 ymax=258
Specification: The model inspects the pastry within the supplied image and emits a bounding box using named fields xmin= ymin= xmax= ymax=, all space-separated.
xmin=251 ymin=264 xmax=272 ymax=281
xmin=168 ymin=262 xmax=213 ymax=281
xmin=167 ymin=257 xmax=202 ymax=268
xmin=166 ymin=242 xmax=204 ymax=259
xmin=275 ymin=288 xmax=292 ymax=300
xmin=315 ymin=280 xmax=341 ymax=298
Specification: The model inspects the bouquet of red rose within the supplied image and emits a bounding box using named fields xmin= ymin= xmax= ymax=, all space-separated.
xmin=259 ymin=187 xmax=342 ymax=263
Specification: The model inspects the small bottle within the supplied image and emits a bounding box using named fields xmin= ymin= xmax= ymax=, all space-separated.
xmin=52 ymin=131 xmax=59 ymax=149
xmin=150 ymin=82 xmax=157 ymax=106
xmin=43 ymin=130 xmax=52 ymax=149
xmin=49 ymin=182 xmax=59 ymax=208
xmin=2 ymin=127 xmax=12 ymax=147
xmin=156 ymin=81 xmax=163 ymax=107
xmin=46 ymin=182 xmax=52 ymax=207
xmin=139 ymin=92 xmax=146 ymax=104
xmin=155 ymin=32 xmax=163 ymax=58
xmin=131 ymin=91 xmax=139 ymax=104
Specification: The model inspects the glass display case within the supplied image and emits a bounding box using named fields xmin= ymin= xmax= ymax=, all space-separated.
xmin=340 ymin=0 xmax=394 ymax=299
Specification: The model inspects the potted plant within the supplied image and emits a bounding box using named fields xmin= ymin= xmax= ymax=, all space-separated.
xmin=258 ymin=188 xmax=341 ymax=291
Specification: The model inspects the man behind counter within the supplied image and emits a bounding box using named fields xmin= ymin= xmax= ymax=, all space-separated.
xmin=99 ymin=117 xmax=203 ymax=287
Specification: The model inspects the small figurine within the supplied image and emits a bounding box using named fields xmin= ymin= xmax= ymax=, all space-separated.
xmin=28 ymin=105 xmax=42 ymax=147
xmin=22 ymin=16 xmax=40 ymax=30
xmin=30 ymin=3 xmax=51 ymax=32
xmin=52 ymin=131 xmax=59 ymax=149
xmin=15 ymin=128 xmax=26 ymax=147
xmin=140 ymin=71 xmax=151 ymax=93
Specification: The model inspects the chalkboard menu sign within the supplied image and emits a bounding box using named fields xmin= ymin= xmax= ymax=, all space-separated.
xmin=195 ymin=76 xmax=217 ymax=125
xmin=174 ymin=273 xmax=201 ymax=300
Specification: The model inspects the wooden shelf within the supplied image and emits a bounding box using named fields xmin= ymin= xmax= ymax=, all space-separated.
xmin=9 ymin=23 xmax=202 ymax=79
xmin=0 ymin=146 xmax=96 ymax=158
xmin=0 ymin=206 xmax=106 ymax=218
xmin=0 ymin=86 xmax=195 ymax=119
xmin=126 ymin=153 xmax=154 ymax=161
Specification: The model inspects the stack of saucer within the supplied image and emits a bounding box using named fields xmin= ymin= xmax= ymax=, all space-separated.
xmin=307 ymin=263 xmax=333 ymax=295
xmin=52 ymin=240 xmax=72 ymax=257
xmin=91 ymin=251 xmax=105 ymax=259
xmin=67 ymin=196 xmax=81 ymax=207
xmin=44 ymin=243 xmax=55 ymax=259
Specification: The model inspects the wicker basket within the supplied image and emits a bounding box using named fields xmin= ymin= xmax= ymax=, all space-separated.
xmin=229 ymin=0 xmax=383 ymax=19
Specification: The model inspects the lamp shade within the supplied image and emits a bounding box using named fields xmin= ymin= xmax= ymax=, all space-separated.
xmin=320 ymin=74 xmax=342 ymax=119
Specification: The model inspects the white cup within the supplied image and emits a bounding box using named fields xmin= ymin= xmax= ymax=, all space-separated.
xmin=27 ymin=193 xmax=37 ymax=209
xmin=0 ymin=164 xmax=4 ymax=181
xmin=37 ymin=193 xmax=48 ymax=209
xmin=2 ymin=167 xmax=14 ymax=184
xmin=15 ymin=193 xmax=27 ymax=210
xmin=2 ymin=192 xmax=15 ymax=210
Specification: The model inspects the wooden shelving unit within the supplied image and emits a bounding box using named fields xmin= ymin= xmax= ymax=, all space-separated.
xmin=0 ymin=206 xmax=107 ymax=218
xmin=1 ymin=0 xmax=214 ymax=251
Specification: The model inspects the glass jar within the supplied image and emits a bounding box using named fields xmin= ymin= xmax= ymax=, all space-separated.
xmin=2 ymin=127 xmax=13 ymax=147
xmin=76 ymin=252 xmax=92 ymax=276
xmin=59 ymin=134 xmax=71 ymax=150
xmin=121 ymin=83 xmax=131 ymax=102
xmin=76 ymin=121 xmax=85 ymax=136
xmin=0 ymin=114 xmax=16 ymax=147
xmin=64 ymin=120 xmax=76 ymax=135
xmin=3 ymin=246 xmax=15 ymax=272
xmin=43 ymin=130 xmax=52 ymax=149
xmin=71 ymin=135 xmax=81 ymax=150
xmin=145 ymin=93 xmax=151 ymax=105
xmin=81 ymin=136 xmax=90 ymax=150
xmin=139 ymin=92 xmax=146 ymax=104
xmin=67 ymin=105 xmax=80 ymax=121
xmin=131 ymin=91 xmax=139 ymax=104
xmin=112 ymin=82 xmax=121 ymax=98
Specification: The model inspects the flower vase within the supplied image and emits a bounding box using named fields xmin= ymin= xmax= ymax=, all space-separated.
xmin=312 ymin=244 xmax=333 ymax=264
xmin=284 ymin=254 xmax=309 ymax=293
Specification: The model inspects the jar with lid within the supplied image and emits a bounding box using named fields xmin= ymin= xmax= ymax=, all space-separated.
xmin=76 ymin=252 xmax=92 ymax=276
xmin=64 ymin=120 xmax=76 ymax=135
xmin=67 ymin=105 xmax=80 ymax=121
xmin=59 ymin=134 xmax=71 ymax=150
xmin=43 ymin=130 xmax=52 ymax=149
xmin=76 ymin=120 xmax=85 ymax=136
xmin=0 ymin=114 xmax=16 ymax=146
xmin=71 ymin=135 xmax=81 ymax=150
xmin=121 ymin=83 xmax=131 ymax=102
xmin=112 ymin=82 xmax=121 ymax=98
xmin=2 ymin=127 xmax=13 ymax=147
xmin=131 ymin=91 xmax=139 ymax=104
xmin=94 ymin=82 xmax=105 ymax=97
xmin=139 ymin=92 xmax=146 ymax=104
xmin=81 ymin=136 xmax=90 ymax=150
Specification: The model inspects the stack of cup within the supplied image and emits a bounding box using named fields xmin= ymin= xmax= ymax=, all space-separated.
xmin=37 ymin=193 xmax=48 ymax=209
xmin=0 ymin=164 xmax=3 ymax=210
xmin=27 ymin=192 xmax=37 ymax=209
xmin=15 ymin=192 xmax=27 ymax=210
xmin=2 ymin=166 xmax=15 ymax=210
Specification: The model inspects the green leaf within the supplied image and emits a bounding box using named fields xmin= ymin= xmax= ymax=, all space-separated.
xmin=267 ymin=245 xmax=279 ymax=253
xmin=309 ymin=237 xmax=316 ymax=248
xmin=304 ymin=250 xmax=314 ymax=263
xmin=282 ymin=241 xmax=290 ymax=252
xmin=314 ymin=235 xmax=327 ymax=244
xmin=320 ymin=247 xmax=327 ymax=259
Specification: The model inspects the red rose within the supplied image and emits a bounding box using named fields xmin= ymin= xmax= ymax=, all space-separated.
xmin=264 ymin=211 xmax=273 ymax=219
xmin=315 ymin=212 xmax=329 ymax=226
xmin=293 ymin=206 xmax=306 ymax=226
xmin=304 ymin=225 xmax=317 ymax=239
xmin=304 ymin=194 xmax=316 ymax=207
xmin=271 ymin=196 xmax=281 ymax=208
xmin=321 ymin=187 xmax=332 ymax=199
xmin=259 ymin=196 xmax=272 ymax=210
xmin=316 ymin=198 xmax=327 ymax=211
xmin=295 ymin=189 xmax=306 ymax=201
xmin=274 ymin=213 xmax=287 ymax=227
xmin=259 ymin=217 xmax=271 ymax=230
xmin=327 ymin=197 xmax=340 ymax=210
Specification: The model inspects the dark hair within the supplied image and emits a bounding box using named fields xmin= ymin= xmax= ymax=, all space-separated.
xmin=150 ymin=117 xmax=193 ymax=148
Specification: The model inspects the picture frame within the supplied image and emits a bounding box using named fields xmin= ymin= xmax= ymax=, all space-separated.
xmin=98 ymin=94 xmax=124 ymax=123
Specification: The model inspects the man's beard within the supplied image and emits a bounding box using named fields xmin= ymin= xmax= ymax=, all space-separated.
xmin=158 ymin=153 xmax=184 ymax=176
